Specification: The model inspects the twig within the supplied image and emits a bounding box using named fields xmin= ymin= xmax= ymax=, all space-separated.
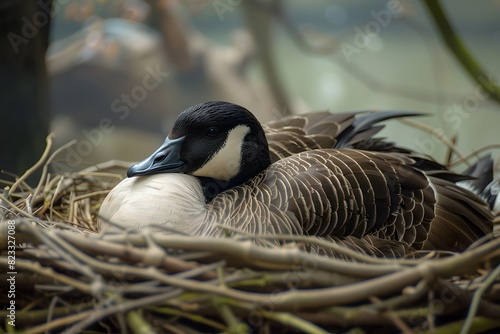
xmin=0 ymin=170 xmax=33 ymax=192
xmin=260 ymin=310 xmax=330 ymax=334
xmin=461 ymin=264 xmax=500 ymax=334
xmin=0 ymin=258 xmax=91 ymax=293
xmin=24 ymin=308 xmax=95 ymax=334
xmin=31 ymin=139 xmax=77 ymax=209
xmin=399 ymin=118 xmax=467 ymax=164
xmin=427 ymin=288 xmax=436 ymax=333
xmin=293 ymin=308 xmax=395 ymax=327
xmin=47 ymin=296 xmax=63 ymax=329
xmin=0 ymin=194 xmax=37 ymax=219
xmin=420 ymin=317 xmax=500 ymax=334
xmin=127 ymin=310 xmax=156 ymax=334
xmin=423 ymin=0 xmax=500 ymax=105
xmin=216 ymin=302 xmax=249 ymax=334
xmin=148 ymin=306 xmax=226 ymax=331
xmin=25 ymin=194 xmax=33 ymax=215
xmin=79 ymin=159 xmax=132 ymax=172
xmin=362 ymin=279 xmax=428 ymax=312
xmin=0 ymin=302 xmax=93 ymax=325
xmin=9 ymin=132 xmax=55 ymax=197
xmin=117 ymin=312 xmax=129 ymax=334
xmin=448 ymin=144 xmax=500 ymax=169
xmin=62 ymin=289 xmax=186 ymax=333
xmin=68 ymin=190 xmax=110 ymax=210
xmin=157 ymin=322 xmax=186 ymax=334
xmin=214 ymin=224 xmax=424 ymax=265
xmin=369 ymin=296 xmax=413 ymax=334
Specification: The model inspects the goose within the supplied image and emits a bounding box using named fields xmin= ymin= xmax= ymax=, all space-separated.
xmin=98 ymin=101 xmax=493 ymax=257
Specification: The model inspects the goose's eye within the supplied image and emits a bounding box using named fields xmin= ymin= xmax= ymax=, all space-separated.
xmin=205 ymin=127 xmax=220 ymax=138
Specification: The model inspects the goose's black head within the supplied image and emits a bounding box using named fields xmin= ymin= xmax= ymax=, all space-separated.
xmin=127 ymin=101 xmax=271 ymax=199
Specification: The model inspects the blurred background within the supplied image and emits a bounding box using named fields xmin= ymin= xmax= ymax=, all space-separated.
xmin=1 ymin=0 xmax=500 ymax=179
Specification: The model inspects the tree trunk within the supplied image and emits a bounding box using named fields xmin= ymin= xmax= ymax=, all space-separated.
xmin=0 ymin=0 xmax=52 ymax=181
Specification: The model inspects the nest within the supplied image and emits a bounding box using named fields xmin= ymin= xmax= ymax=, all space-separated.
xmin=1 ymin=136 xmax=500 ymax=334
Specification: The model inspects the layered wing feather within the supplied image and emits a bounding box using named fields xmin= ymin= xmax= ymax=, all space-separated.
xmin=264 ymin=111 xmax=344 ymax=162
xmin=211 ymin=149 xmax=442 ymax=255
xmin=424 ymin=177 xmax=493 ymax=251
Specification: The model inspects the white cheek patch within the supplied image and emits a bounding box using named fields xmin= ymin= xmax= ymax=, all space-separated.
xmin=192 ymin=124 xmax=250 ymax=180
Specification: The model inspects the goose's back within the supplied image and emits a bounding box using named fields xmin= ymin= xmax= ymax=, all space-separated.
xmin=211 ymin=148 xmax=492 ymax=256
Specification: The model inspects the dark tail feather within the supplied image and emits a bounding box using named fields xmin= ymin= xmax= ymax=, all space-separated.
xmin=335 ymin=111 xmax=425 ymax=150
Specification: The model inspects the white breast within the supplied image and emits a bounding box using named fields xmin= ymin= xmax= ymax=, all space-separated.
xmin=99 ymin=174 xmax=208 ymax=234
